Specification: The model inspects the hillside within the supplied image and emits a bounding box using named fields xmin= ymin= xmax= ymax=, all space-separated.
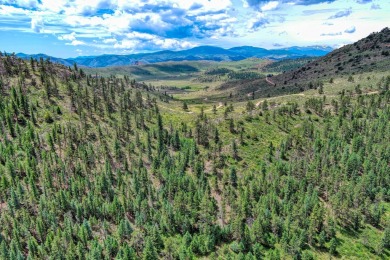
xmin=0 ymin=47 xmax=390 ymax=259
xmin=210 ymin=27 xmax=390 ymax=101
xmin=261 ymin=57 xmax=318 ymax=73
xmin=83 ymin=59 xmax=269 ymax=87
xmin=16 ymin=45 xmax=332 ymax=68
xmin=273 ymin=27 xmax=390 ymax=87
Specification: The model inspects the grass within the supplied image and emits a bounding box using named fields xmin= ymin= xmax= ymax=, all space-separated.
xmin=312 ymin=222 xmax=390 ymax=259
xmin=85 ymin=59 xmax=269 ymax=99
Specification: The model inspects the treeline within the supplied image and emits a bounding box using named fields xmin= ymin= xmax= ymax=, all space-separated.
xmin=228 ymin=71 xmax=263 ymax=81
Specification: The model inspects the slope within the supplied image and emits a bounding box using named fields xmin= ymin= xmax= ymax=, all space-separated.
xmin=212 ymin=27 xmax=390 ymax=101
xmin=273 ymin=27 xmax=390 ymax=87
xmin=0 ymin=51 xmax=389 ymax=260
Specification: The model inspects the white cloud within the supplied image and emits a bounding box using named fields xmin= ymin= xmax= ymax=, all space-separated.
xmin=125 ymin=31 xmax=156 ymax=40
xmin=0 ymin=4 xmax=29 ymax=15
xmin=31 ymin=16 xmax=44 ymax=32
xmin=247 ymin=13 xmax=270 ymax=31
xmin=153 ymin=38 xmax=195 ymax=49
xmin=102 ymin=38 xmax=117 ymax=44
xmin=13 ymin=0 xmax=38 ymax=8
xmin=58 ymin=32 xmax=77 ymax=41
xmin=344 ymin=26 xmax=356 ymax=34
xmin=117 ymin=0 xmax=232 ymax=13
xmin=114 ymin=39 xmax=137 ymax=49
xmin=66 ymin=40 xmax=86 ymax=46
xmin=261 ymin=1 xmax=279 ymax=11
xmin=63 ymin=15 xmax=104 ymax=28
xmin=177 ymin=0 xmax=231 ymax=11
xmin=113 ymin=34 xmax=196 ymax=51
xmin=64 ymin=0 xmax=115 ymax=15
xmin=39 ymin=0 xmax=69 ymax=13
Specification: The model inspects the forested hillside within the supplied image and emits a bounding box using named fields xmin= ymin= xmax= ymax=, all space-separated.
xmin=273 ymin=27 xmax=390 ymax=87
xmin=0 ymin=52 xmax=389 ymax=259
xmin=215 ymin=28 xmax=390 ymax=102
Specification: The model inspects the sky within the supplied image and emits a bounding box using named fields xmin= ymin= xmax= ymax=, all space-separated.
xmin=0 ymin=0 xmax=388 ymax=58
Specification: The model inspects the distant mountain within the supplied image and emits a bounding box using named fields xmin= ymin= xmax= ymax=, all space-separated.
xmin=16 ymin=45 xmax=333 ymax=68
xmin=16 ymin=53 xmax=73 ymax=67
xmin=281 ymin=46 xmax=333 ymax=57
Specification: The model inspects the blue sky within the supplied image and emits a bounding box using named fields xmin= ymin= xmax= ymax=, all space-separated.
xmin=0 ymin=0 xmax=388 ymax=58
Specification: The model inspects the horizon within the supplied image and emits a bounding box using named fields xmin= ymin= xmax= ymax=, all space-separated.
xmin=0 ymin=0 xmax=389 ymax=58
xmin=13 ymin=44 xmax=335 ymax=60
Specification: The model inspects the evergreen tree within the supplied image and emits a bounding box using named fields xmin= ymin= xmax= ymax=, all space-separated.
xmin=143 ymin=238 xmax=158 ymax=260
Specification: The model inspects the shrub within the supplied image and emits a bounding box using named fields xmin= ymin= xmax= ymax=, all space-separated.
xmin=44 ymin=111 xmax=54 ymax=123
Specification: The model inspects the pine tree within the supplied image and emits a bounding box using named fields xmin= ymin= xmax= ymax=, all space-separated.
xmin=246 ymin=101 xmax=255 ymax=112
xmin=0 ymin=241 xmax=8 ymax=260
xmin=183 ymin=102 xmax=188 ymax=111
xmin=143 ymin=238 xmax=158 ymax=260
xmin=117 ymin=218 xmax=132 ymax=240
xmin=8 ymin=188 xmax=20 ymax=210
xmin=232 ymin=140 xmax=238 ymax=160
xmin=329 ymin=238 xmax=337 ymax=255
xmin=230 ymin=167 xmax=237 ymax=188
xmin=262 ymin=99 xmax=269 ymax=111
xmin=382 ymin=226 xmax=390 ymax=249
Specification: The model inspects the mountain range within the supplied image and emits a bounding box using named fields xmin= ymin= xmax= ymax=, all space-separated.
xmin=16 ymin=45 xmax=333 ymax=68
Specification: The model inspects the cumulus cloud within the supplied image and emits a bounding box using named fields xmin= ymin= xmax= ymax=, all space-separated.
xmin=102 ymin=38 xmax=117 ymax=44
xmin=66 ymin=40 xmax=86 ymax=46
xmin=344 ymin=26 xmax=356 ymax=34
xmin=261 ymin=1 xmax=279 ymax=11
xmin=192 ymin=12 xmax=237 ymax=38
xmin=1 ymin=0 xmax=388 ymax=55
xmin=245 ymin=0 xmax=336 ymax=9
xmin=31 ymin=16 xmax=44 ymax=32
xmin=3 ymin=0 xmax=337 ymax=51
xmin=0 ymin=0 xmax=39 ymax=8
xmin=58 ymin=32 xmax=77 ymax=41
xmin=39 ymin=0 xmax=69 ymax=13
xmin=58 ymin=32 xmax=88 ymax=46
xmin=328 ymin=8 xmax=352 ymax=19
xmin=114 ymin=39 xmax=137 ymax=49
xmin=113 ymin=34 xmax=195 ymax=52
xmin=247 ymin=13 xmax=270 ymax=31
xmin=125 ymin=31 xmax=157 ymax=41
xmin=0 ymin=4 xmax=29 ymax=15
